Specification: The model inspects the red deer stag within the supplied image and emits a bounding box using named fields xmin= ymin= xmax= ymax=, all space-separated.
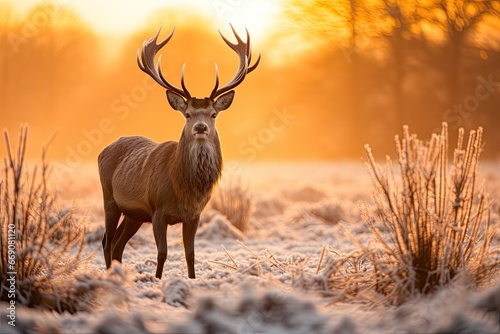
xmin=98 ymin=25 xmax=260 ymax=279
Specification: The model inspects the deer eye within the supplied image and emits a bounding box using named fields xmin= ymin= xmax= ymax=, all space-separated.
xmin=211 ymin=113 xmax=217 ymax=119
xmin=185 ymin=113 xmax=191 ymax=119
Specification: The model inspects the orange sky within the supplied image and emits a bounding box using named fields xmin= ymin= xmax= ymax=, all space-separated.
xmin=4 ymin=0 xmax=299 ymax=69
xmin=1 ymin=0 xmax=310 ymax=164
xmin=7 ymin=0 xmax=283 ymax=42
xmin=2 ymin=0 xmax=499 ymax=164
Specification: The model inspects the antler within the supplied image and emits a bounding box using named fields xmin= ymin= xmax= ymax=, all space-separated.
xmin=137 ymin=26 xmax=191 ymax=99
xmin=209 ymin=24 xmax=261 ymax=100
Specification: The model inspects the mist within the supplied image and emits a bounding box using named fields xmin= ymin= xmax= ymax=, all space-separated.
xmin=1 ymin=1 xmax=499 ymax=165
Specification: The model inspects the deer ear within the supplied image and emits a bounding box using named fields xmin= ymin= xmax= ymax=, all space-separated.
xmin=166 ymin=90 xmax=187 ymax=112
xmin=213 ymin=91 xmax=235 ymax=112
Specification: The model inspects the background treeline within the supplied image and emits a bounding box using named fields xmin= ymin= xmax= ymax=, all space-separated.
xmin=1 ymin=0 xmax=499 ymax=162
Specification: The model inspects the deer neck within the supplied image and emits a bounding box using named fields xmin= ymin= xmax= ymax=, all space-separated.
xmin=173 ymin=132 xmax=223 ymax=201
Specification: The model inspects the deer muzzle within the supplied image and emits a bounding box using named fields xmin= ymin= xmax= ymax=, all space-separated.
xmin=193 ymin=122 xmax=209 ymax=138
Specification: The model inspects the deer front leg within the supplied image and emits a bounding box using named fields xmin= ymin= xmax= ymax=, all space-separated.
xmin=111 ymin=216 xmax=143 ymax=263
xmin=183 ymin=217 xmax=200 ymax=279
xmin=102 ymin=199 xmax=122 ymax=268
xmin=152 ymin=212 xmax=168 ymax=279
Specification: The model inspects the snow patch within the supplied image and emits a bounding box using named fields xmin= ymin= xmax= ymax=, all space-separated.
xmin=170 ymin=287 xmax=327 ymax=334
xmin=162 ymin=274 xmax=191 ymax=308
xmin=197 ymin=213 xmax=245 ymax=241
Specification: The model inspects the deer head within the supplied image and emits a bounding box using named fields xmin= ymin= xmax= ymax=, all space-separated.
xmin=136 ymin=25 xmax=261 ymax=144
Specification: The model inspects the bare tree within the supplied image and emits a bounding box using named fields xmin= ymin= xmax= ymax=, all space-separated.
xmin=2 ymin=3 xmax=100 ymax=128
xmin=418 ymin=0 xmax=500 ymax=104
xmin=370 ymin=0 xmax=419 ymax=127
xmin=286 ymin=0 xmax=371 ymax=151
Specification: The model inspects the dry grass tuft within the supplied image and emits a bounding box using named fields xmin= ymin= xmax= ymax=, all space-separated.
xmin=352 ymin=123 xmax=499 ymax=305
xmin=303 ymin=200 xmax=345 ymax=225
xmin=314 ymin=123 xmax=500 ymax=306
xmin=209 ymin=181 xmax=253 ymax=232
xmin=0 ymin=125 xmax=127 ymax=313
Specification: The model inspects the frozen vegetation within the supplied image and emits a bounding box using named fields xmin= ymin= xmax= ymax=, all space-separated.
xmin=1 ymin=125 xmax=499 ymax=333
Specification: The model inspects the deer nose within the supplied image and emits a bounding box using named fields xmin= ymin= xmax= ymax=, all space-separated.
xmin=194 ymin=123 xmax=208 ymax=134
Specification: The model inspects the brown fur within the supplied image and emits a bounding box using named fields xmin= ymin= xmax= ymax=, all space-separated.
xmin=98 ymin=95 xmax=227 ymax=279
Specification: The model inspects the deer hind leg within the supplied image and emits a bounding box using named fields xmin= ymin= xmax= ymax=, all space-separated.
xmin=102 ymin=200 xmax=122 ymax=268
xmin=152 ymin=213 xmax=170 ymax=279
xmin=183 ymin=217 xmax=200 ymax=279
xmin=111 ymin=216 xmax=143 ymax=264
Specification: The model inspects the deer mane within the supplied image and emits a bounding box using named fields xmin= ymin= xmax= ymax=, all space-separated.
xmin=172 ymin=133 xmax=222 ymax=202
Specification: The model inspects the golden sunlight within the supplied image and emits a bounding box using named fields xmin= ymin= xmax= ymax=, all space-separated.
xmin=2 ymin=0 xmax=500 ymax=162
xmin=8 ymin=0 xmax=283 ymax=42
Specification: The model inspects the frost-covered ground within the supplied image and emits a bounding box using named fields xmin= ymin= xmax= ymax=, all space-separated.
xmin=2 ymin=161 xmax=500 ymax=333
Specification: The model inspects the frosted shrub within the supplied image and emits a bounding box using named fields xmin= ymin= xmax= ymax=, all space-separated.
xmin=305 ymin=200 xmax=344 ymax=225
xmin=356 ymin=123 xmax=499 ymax=305
xmin=209 ymin=181 xmax=253 ymax=232
xmin=0 ymin=126 xmax=126 ymax=313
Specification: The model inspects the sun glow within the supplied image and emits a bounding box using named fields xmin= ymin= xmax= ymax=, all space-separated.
xmin=211 ymin=0 xmax=283 ymax=43
xmin=8 ymin=0 xmax=282 ymax=43
xmin=5 ymin=0 xmax=497 ymax=162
